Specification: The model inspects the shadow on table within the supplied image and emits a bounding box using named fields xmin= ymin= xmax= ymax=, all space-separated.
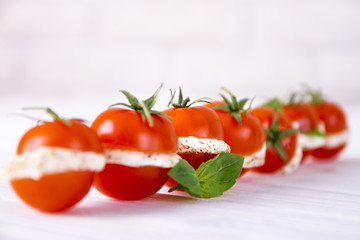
xmin=61 ymin=191 xmax=198 ymax=217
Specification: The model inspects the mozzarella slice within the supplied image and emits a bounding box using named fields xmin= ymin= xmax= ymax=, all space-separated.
xmin=243 ymin=143 xmax=266 ymax=168
xmin=1 ymin=147 xmax=106 ymax=181
xmin=277 ymin=133 xmax=303 ymax=175
xmin=177 ymin=136 xmax=230 ymax=155
xmin=324 ymin=129 xmax=349 ymax=148
xmin=105 ymin=149 xmax=179 ymax=168
xmin=300 ymin=134 xmax=326 ymax=150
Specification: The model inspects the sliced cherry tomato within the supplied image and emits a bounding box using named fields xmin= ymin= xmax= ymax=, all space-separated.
xmin=207 ymin=102 xmax=265 ymax=156
xmin=11 ymin=171 xmax=94 ymax=212
xmin=91 ymin=108 xmax=177 ymax=153
xmin=93 ymin=164 xmax=171 ymax=200
xmin=283 ymin=103 xmax=320 ymax=134
xmin=163 ymin=106 xmax=224 ymax=140
xmin=162 ymin=89 xmax=225 ymax=187
xmin=10 ymin=109 xmax=103 ymax=212
xmin=250 ymin=107 xmax=299 ymax=173
xmin=311 ymin=101 xmax=348 ymax=159
xmin=91 ymin=86 xmax=178 ymax=200
xmin=204 ymin=91 xmax=266 ymax=176
xmin=282 ymin=103 xmax=323 ymax=163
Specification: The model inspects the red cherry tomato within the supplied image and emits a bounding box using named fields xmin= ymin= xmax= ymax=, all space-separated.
xmin=206 ymin=101 xmax=266 ymax=156
xmin=250 ymin=107 xmax=298 ymax=173
xmin=12 ymin=119 xmax=103 ymax=212
xmin=283 ymin=103 xmax=320 ymax=134
xmin=163 ymin=106 xmax=224 ymax=168
xmin=283 ymin=103 xmax=322 ymax=163
xmin=162 ymin=106 xmax=224 ymax=188
xmin=91 ymin=108 xmax=178 ymax=200
xmin=311 ymin=101 xmax=348 ymax=159
xmin=93 ymin=164 xmax=170 ymax=200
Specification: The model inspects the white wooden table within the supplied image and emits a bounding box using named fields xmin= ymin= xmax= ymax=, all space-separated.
xmin=1 ymin=96 xmax=359 ymax=240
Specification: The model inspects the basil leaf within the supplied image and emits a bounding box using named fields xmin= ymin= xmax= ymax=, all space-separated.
xmin=196 ymin=152 xmax=244 ymax=198
xmin=305 ymin=129 xmax=326 ymax=137
xmin=167 ymin=159 xmax=202 ymax=197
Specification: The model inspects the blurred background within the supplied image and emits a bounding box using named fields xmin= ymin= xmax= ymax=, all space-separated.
xmin=1 ymin=0 xmax=360 ymax=107
xmin=0 ymin=0 xmax=359 ymax=158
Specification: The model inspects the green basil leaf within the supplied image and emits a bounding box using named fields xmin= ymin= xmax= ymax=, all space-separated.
xmin=196 ymin=152 xmax=244 ymax=198
xmin=305 ymin=129 xmax=326 ymax=137
xmin=167 ymin=159 xmax=202 ymax=198
xmin=263 ymin=97 xmax=283 ymax=111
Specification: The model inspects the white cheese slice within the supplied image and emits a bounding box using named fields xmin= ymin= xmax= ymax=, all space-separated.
xmin=177 ymin=136 xmax=230 ymax=155
xmin=1 ymin=147 xmax=106 ymax=181
xmin=300 ymin=134 xmax=326 ymax=150
xmin=105 ymin=149 xmax=179 ymax=168
xmin=324 ymin=129 xmax=349 ymax=148
xmin=243 ymin=143 xmax=266 ymax=168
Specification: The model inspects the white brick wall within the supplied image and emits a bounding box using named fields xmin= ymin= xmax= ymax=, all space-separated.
xmin=0 ymin=0 xmax=359 ymax=106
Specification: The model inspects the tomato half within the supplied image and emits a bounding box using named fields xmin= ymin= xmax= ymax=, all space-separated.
xmin=163 ymin=106 xmax=224 ymax=166
xmin=91 ymin=108 xmax=177 ymax=153
xmin=311 ymin=101 xmax=348 ymax=159
xmin=250 ymin=107 xmax=298 ymax=173
xmin=11 ymin=171 xmax=94 ymax=212
xmin=91 ymin=108 xmax=178 ymax=200
xmin=283 ymin=103 xmax=323 ymax=163
xmin=12 ymin=119 xmax=103 ymax=212
xmin=204 ymin=101 xmax=266 ymax=175
xmin=283 ymin=103 xmax=320 ymax=134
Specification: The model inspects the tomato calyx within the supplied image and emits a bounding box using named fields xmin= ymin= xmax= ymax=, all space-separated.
xmin=110 ymin=84 xmax=170 ymax=127
xmin=264 ymin=111 xmax=298 ymax=162
xmin=211 ymin=88 xmax=253 ymax=124
xmin=22 ymin=107 xmax=71 ymax=125
xmin=168 ymin=87 xmax=210 ymax=108
xmin=263 ymin=97 xmax=284 ymax=111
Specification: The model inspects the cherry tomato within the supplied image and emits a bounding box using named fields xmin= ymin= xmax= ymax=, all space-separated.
xmin=92 ymin=108 xmax=178 ymax=200
xmin=311 ymin=101 xmax=348 ymax=159
xmin=283 ymin=103 xmax=323 ymax=163
xmin=92 ymin=108 xmax=177 ymax=153
xmin=283 ymin=103 xmax=320 ymax=134
xmin=205 ymin=100 xmax=266 ymax=177
xmin=250 ymin=107 xmax=299 ymax=173
xmin=11 ymin=118 xmax=103 ymax=212
xmin=163 ymin=106 xmax=224 ymax=168
xmin=206 ymin=101 xmax=265 ymax=156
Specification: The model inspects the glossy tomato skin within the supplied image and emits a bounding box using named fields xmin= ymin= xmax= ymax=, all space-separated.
xmin=205 ymin=101 xmax=266 ymax=158
xmin=91 ymin=108 xmax=178 ymax=200
xmin=17 ymin=119 xmax=103 ymax=154
xmin=93 ymin=164 xmax=171 ymax=200
xmin=91 ymin=108 xmax=178 ymax=153
xmin=11 ymin=171 xmax=94 ymax=212
xmin=250 ymin=107 xmax=298 ymax=173
xmin=13 ymin=119 xmax=103 ymax=212
xmin=163 ymin=106 xmax=224 ymax=139
xmin=163 ymin=106 xmax=223 ymax=188
xmin=311 ymin=102 xmax=348 ymax=159
xmin=283 ymin=103 xmax=320 ymax=133
xmin=283 ymin=103 xmax=321 ymax=163
xmin=163 ymin=106 xmax=223 ymax=168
